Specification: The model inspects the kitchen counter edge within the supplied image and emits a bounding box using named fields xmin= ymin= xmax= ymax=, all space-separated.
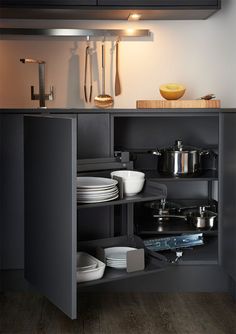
xmin=0 ymin=108 xmax=235 ymax=115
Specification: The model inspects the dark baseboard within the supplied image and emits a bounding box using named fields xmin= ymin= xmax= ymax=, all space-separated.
xmin=1 ymin=265 xmax=228 ymax=294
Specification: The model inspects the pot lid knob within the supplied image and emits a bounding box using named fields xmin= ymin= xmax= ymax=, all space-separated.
xmin=175 ymin=140 xmax=183 ymax=150
xmin=161 ymin=198 xmax=166 ymax=209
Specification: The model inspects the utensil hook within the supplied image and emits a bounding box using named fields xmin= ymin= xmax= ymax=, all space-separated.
xmin=116 ymin=36 xmax=120 ymax=45
xmin=86 ymin=35 xmax=90 ymax=46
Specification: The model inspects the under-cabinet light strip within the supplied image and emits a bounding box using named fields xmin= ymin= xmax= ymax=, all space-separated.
xmin=0 ymin=28 xmax=150 ymax=38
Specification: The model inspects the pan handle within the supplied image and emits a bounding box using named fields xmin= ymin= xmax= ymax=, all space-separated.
xmin=153 ymin=214 xmax=187 ymax=220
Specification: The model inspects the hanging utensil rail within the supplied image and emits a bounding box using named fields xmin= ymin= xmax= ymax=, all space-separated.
xmin=0 ymin=28 xmax=150 ymax=38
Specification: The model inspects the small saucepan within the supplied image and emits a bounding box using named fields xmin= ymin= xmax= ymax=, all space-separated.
xmin=187 ymin=206 xmax=217 ymax=229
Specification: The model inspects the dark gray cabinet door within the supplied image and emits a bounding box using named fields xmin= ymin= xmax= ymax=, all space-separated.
xmin=24 ymin=115 xmax=77 ymax=319
xmin=219 ymin=111 xmax=236 ymax=282
xmin=98 ymin=0 xmax=218 ymax=7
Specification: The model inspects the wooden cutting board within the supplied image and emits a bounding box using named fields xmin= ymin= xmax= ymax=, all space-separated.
xmin=136 ymin=99 xmax=221 ymax=109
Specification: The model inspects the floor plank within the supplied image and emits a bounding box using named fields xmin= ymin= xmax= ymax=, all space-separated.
xmin=1 ymin=292 xmax=236 ymax=334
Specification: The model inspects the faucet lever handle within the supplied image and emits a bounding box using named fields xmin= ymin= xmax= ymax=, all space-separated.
xmin=48 ymin=86 xmax=54 ymax=101
xmin=30 ymin=85 xmax=54 ymax=102
xmin=31 ymin=86 xmax=37 ymax=100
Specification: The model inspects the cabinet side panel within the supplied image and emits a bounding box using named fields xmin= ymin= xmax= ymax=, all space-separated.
xmin=0 ymin=115 xmax=2 ymax=273
xmin=24 ymin=116 xmax=77 ymax=319
xmin=1 ymin=115 xmax=24 ymax=270
xmin=77 ymin=114 xmax=111 ymax=159
xmin=219 ymin=112 xmax=236 ymax=282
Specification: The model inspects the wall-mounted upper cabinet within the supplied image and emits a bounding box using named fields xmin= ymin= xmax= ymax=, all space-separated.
xmin=0 ymin=0 xmax=96 ymax=5
xmin=98 ymin=0 xmax=219 ymax=6
xmin=0 ymin=0 xmax=221 ymax=20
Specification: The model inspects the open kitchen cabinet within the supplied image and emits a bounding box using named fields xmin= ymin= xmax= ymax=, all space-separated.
xmin=24 ymin=109 xmax=236 ymax=320
xmin=113 ymin=111 xmax=219 ymax=266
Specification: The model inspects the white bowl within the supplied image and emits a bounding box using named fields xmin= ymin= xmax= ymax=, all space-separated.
xmin=110 ymin=170 xmax=145 ymax=179
xmin=111 ymin=170 xmax=145 ymax=196
xmin=122 ymin=178 xmax=145 ymax=196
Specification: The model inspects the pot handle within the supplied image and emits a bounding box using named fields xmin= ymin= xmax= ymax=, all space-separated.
xmin=199 ymin=150 xmax=210 ymax=156
xmin=152 ymin=150 xmax=162 ymax=156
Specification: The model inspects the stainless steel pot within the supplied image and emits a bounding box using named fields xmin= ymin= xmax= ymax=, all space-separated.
xmin=188 ymin=206 xmax=217 ymax=229
xmin=152 ymin=140 xmax=209 ymax=176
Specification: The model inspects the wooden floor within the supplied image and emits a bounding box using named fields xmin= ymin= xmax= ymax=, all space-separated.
xmin=1 ymin=292 xmax=236 ymax=334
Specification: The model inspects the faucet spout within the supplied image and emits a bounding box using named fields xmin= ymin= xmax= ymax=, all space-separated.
xmin=20 ymin=58 xmax=45 ymax=64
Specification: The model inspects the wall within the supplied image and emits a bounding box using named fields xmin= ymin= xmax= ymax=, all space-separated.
xmin=0 ymin=0 xmax=236 ymax=109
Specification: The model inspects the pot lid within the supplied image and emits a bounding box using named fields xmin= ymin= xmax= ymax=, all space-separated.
xmin=165 ymin=140 xmax=199 ymax=152
xmin=146 ymin=199 xmax=181 ymax=210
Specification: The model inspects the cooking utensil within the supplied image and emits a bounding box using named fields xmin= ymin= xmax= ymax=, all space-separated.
xmin=89 ymin=49 xmax=93 ymax=102
xmin=188 ymin=207 xmax=217 ymax=229
xmin=84 ymin=45 xmax=89 ymax=103
xmin=147 ymin=199 xmax=181 ymax=211
xmin=84 ymin=40 xmax=93 ymax=103
xmin=94 ymin=43 xmax=113 ymax=108
xmin=200 ymin=94 xmax=215 ymax=100
xmin=115 ymin=39 xmax=121 ymax=96
xmin=153 ymin=214 xmax=187 ymax=220
xmin=152 ymin=140 xmax=209 ymax=176
xmin=147 ymin=199 xmax=186 ymax=223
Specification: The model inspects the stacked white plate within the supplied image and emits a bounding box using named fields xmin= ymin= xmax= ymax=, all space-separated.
xmin=77 ymin=177 xmax=119 ymax=203
xmin=104 ymin=247 xmax=137 ymax=269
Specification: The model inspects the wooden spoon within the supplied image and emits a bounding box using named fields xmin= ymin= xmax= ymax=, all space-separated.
xmin=115 ymin=40 xmax=121 ymax=96
xmin=94 ymin=43 xmax=114 ymax=109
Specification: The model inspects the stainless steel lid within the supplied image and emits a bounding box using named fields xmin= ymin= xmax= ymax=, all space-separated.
xmin=164 ymin=140 xmax=199 ymax=153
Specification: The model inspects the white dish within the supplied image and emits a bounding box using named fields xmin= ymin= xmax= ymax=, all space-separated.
xmin=77 ymin=189 xmax=118 ymax=198
xmin=77 ymin=194 xmax=119 ymax=204
xmin=106 ymin=258 xmax=127 ymax=262
xmin=110 ymin=171 xmax=145 ymax=196
xmin=122 ymin=178 xmax=145 ymax=196
xmin=77 ymin=177 xmax=118 ymax=189
xmin=106 ymin=260 xmax=127 ymax=266
xmin=106 ymin=263 xmax=126 ymax=268
xmin=76 ymin=186 xmax=116 ymax=192
xmin=78 ymin=195 xmax=118 ymax=201
xmin=104 ymin=247 xmax=137 ymax=260
xmin=78 ymin=194 xmax=118 ymax=201
xmin=77 ymin=186 xmax=118 ymax=196
xmin=106 ymin=259 xmax=127 ymax=269
xmin=107 ymin=264 xmax=127 ymax=269
xmin=76 ymin=252 xmax=106 ymax=283
xmin=111 ymin=170 xmax=145 ymax=179
xmin=77 ymin=252 xmax=97 ymax=271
